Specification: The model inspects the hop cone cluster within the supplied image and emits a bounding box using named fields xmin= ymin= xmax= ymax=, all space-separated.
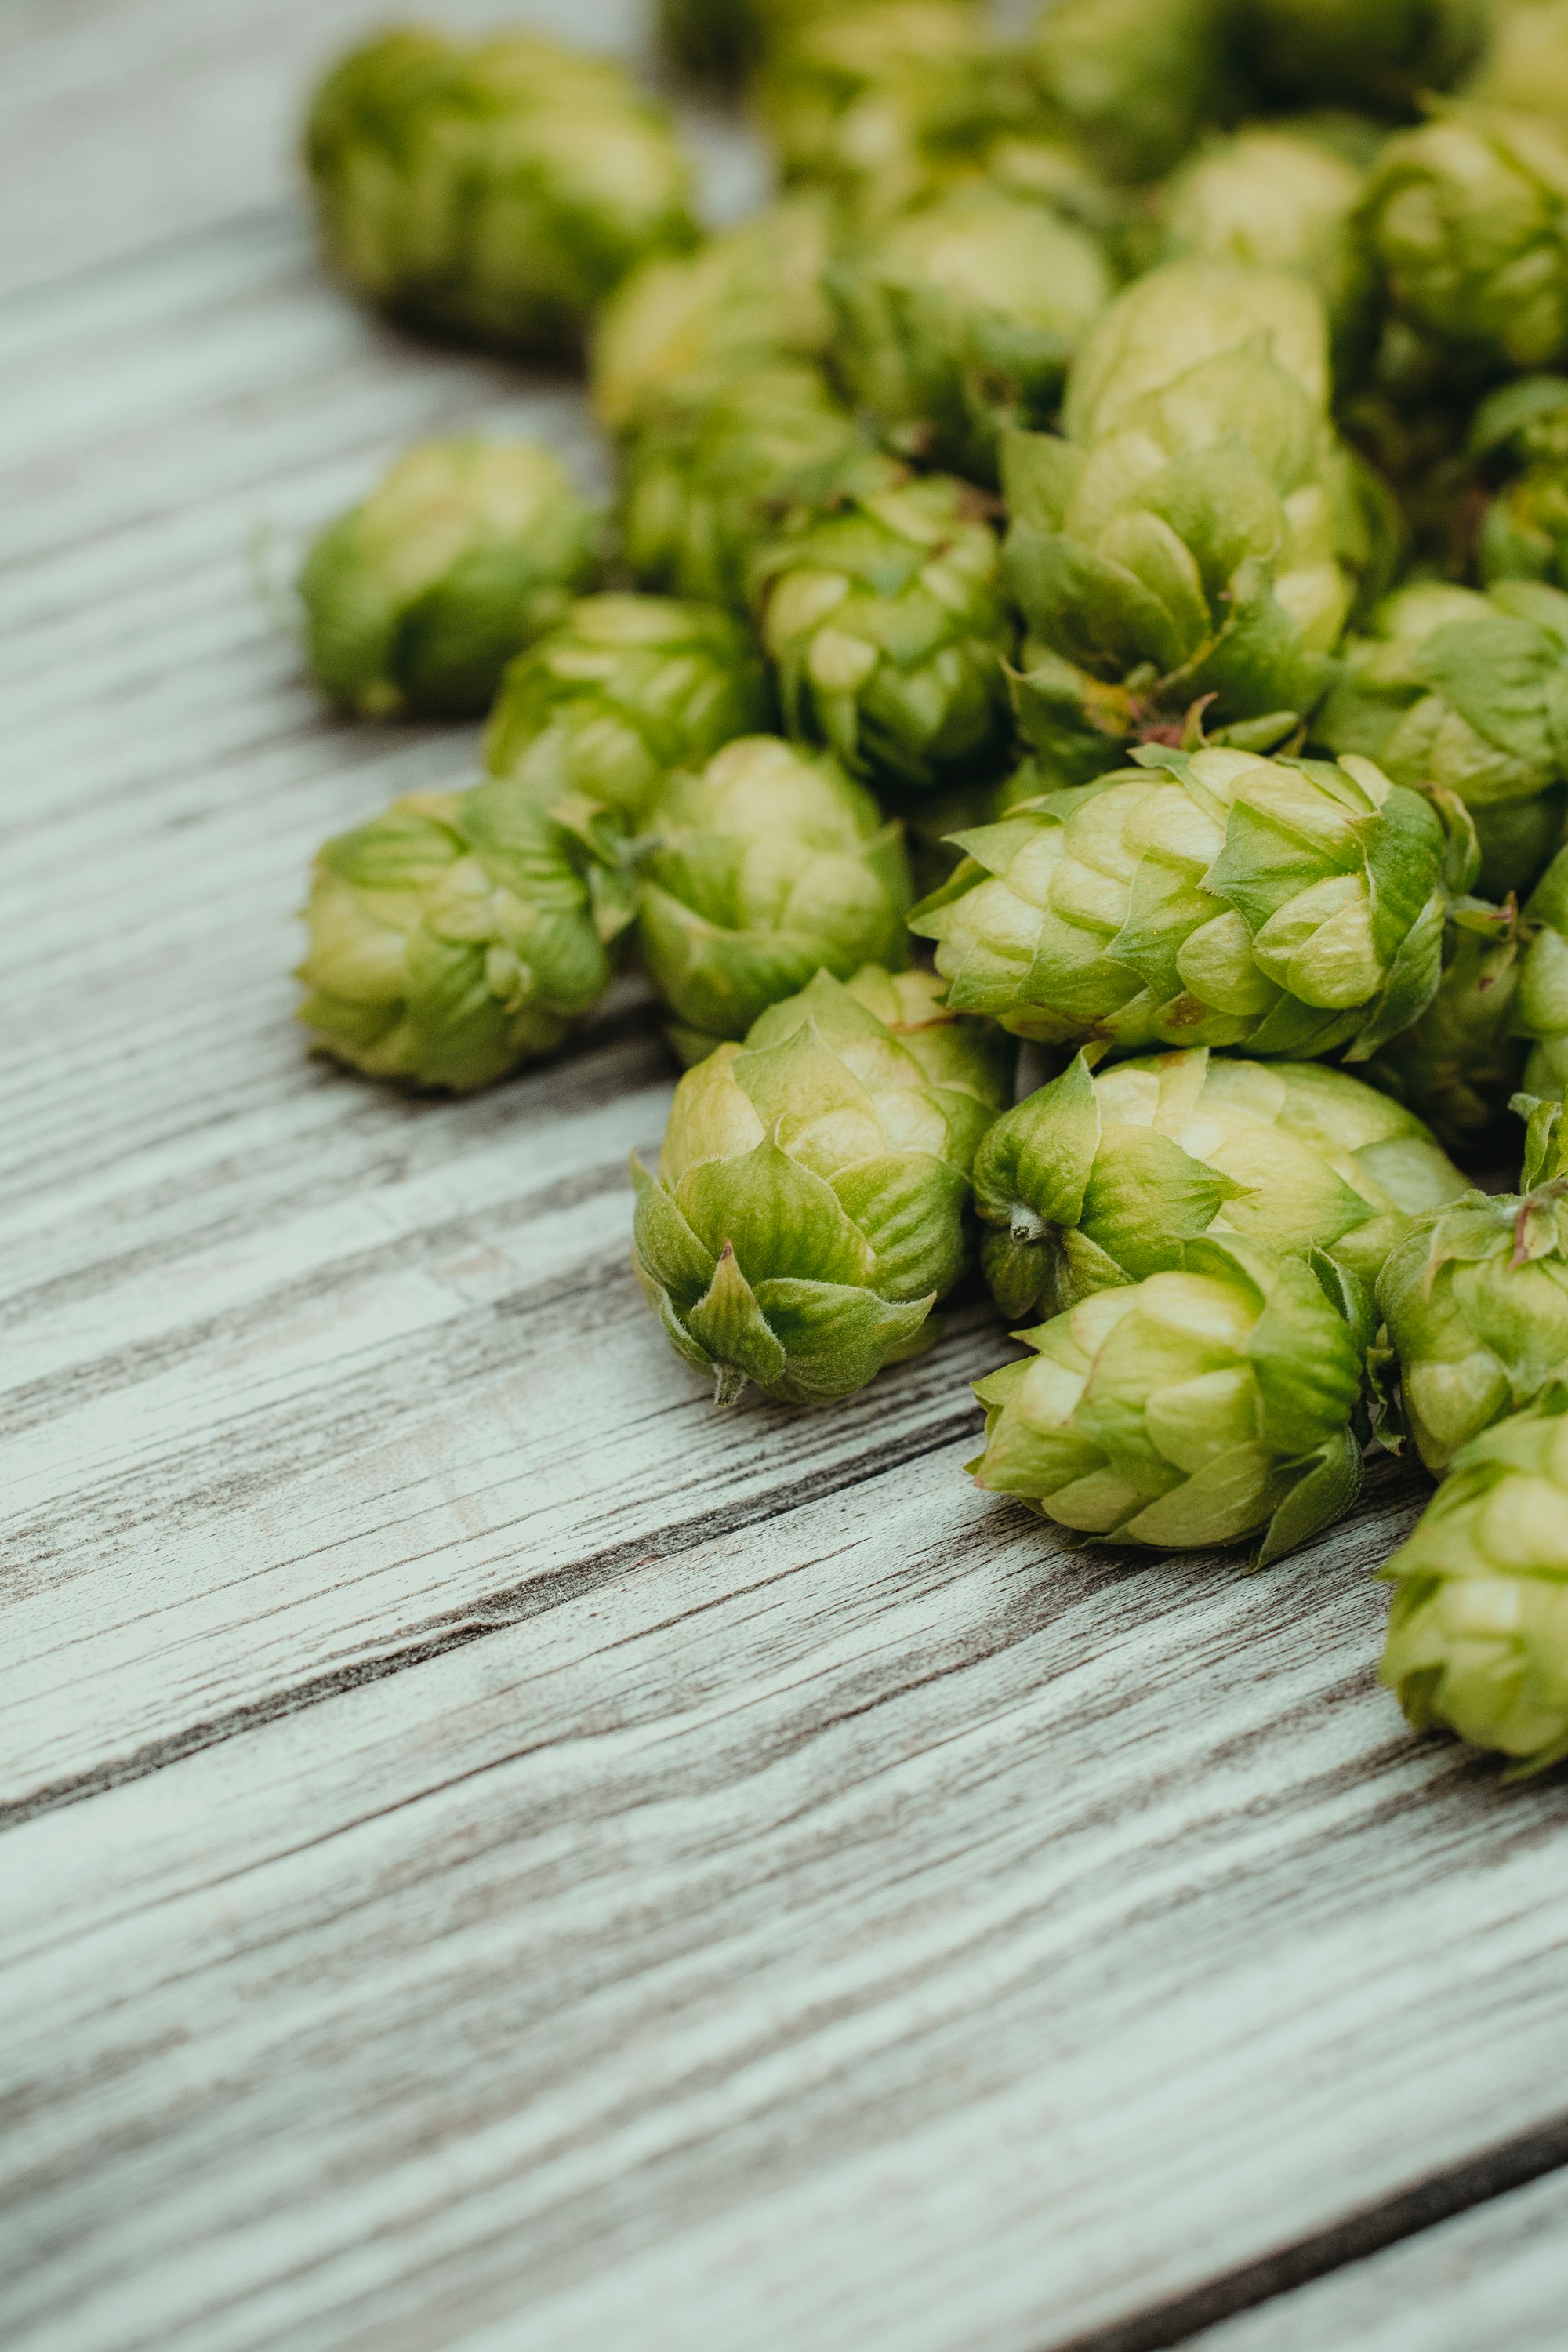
xmin=974 ymin=1044 xmax=1466 ymax=1320
xmin=633 ymin=966 xmax=1011 ymax=1403
xmin=304 ymin=30 xmax=697 ymax=354
xmin=1382 ymin=1386 xmax=1568 ymax=1774
xmin=637 ymin=735 xmax=913 ymax=1063
xmin=912 ymin=742 xmax=1465 ymax=1059
xmin=971 ymin=1236 xmax=1368 ymax=1565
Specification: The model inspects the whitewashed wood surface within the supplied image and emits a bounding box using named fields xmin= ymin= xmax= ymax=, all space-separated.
xmin=5 ymin=5 xmax=1568 ymax=2348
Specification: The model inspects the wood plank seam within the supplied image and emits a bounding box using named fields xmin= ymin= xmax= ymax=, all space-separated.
xmin=1051 ymin=2108 xmax=1568 ymax=2352
xmin=0 ymin=1405 xmax=984 ymax=1834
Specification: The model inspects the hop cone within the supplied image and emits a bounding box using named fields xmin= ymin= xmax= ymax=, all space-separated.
xmin=1468 ymin=0 xmax=1568 ymax=134
xmin=974 ymin=1044 xmax=1467 ymax=1321
xmin=1027 ymin=0 xmax=1235 ymax=183
xmin=1472 ymin=373 xmax=1568 ymax=592
xmin=1381 ymin=1385 xmax=1568 ymax=1772
xmin=620 ymin=365 xmax=880 ymax=612
xmin=1003 ymin=263 xmax=1397 ymax=739
xmin=632 ymin=965 xmax=1011 ymax=1405
xmin=971 ymin=1236 xmax=1367 ymax=1566
xmin=1365 ymin=105 xmax=1568 ymax=378
xmin=1314 ymin=579 xmax=1568 ymax=900
xmin=1230 ymin=0 xmax=1486 ymax=111
xmin=483 ymin=596 xmax=773 ymax=828
xmin=590 ymin=197 xmax=835 ymax=438
xmin=1517 ymin=845 xmax=1568 ymax=1097
xmin=759 ymin=1 xmax=1031 ymax=220
xmin=750 ymin=470 xmax=1015 ymax=796
xmin=298 ymin=441 xmax=597 ymax=722
xmin=1361 ymin=899 xmax=1530 ymax=1156
xmin=911 ymin=742 xmax=1466 ymax=1059
xmin=1377 ymin=1116 xmax=1568 ymax=1474
xmin=297 ymin=778 xmax=631 ymax=1091
xmin=825 ymin=186 xmax=1117 ymax=488
xmin=303 ymin=30 xmax=697 ymax=355
xmin=637 ymin=735 xmax=913 ymax=1064
xmin=1157 ymin=126 xmax=1377 ymax=377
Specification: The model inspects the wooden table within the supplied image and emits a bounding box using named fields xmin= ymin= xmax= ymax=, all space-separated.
xmin=5 ymin=7 xmax=1568 ymax=2347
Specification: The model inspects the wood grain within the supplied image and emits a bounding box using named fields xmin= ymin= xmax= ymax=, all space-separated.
xmin=6 ymin=5 xmax=1568 ymax=2348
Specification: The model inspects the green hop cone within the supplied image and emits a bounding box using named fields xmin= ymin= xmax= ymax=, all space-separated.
xmin=483 ymin=595 xmax=773 ymax=827
xmin=911 ymin=742 xmax=1468 ymax=1059
xmin=1376 ymin=1124 xmax=1568 ymax=1474
xmin=637 ymin=734 xmax=913 ymax=1064
xmin=750 ymin=470 xmax=1015 ymax=796
xmin=1381 ymin=1384 xmax=1568 ymax=1773
xmin=1364 ymin=104 xmax=1568 ymax=378
xmin=297 ymin=775 xmax=632 ymax=1091
xmin=1468 ymin=0 xmax=1568 ymax=133
xmin=973 ymin=1043 xmax=1468 ymax=1321
xmin=655 ymin=0 xmax=770 ymax=83
xmin=1471 ymin=374 xmax=1568 ymax=590
xmin=1314 ymin=579 xmax=1568 ymax=901
xmin=590 ymin=196 xmax=835 ymax=439
xmin=297 ymin=441 xmax=598 ymax=722
xmin=1157 ymin=125 xmax=1377 ymax=378
xmin=1027 ymin=0 xmax=1235 ymax=184
xmin=824 ymin=186 xmax=1117 ymax=488
xmin=632 ymin=964 xmax=1012 ymax=1405
xmin=971 ymin=1236 xmax=1368 ymax=1566
xmin=619 ymin=365 xmax=880 ymax=612
xmin=1003 ymin=263 xmax=1396 ymax=738
xmin=1230 ymin=0 xmax=1486 ymax=112
xmin=1516 ymin=845 xmax=1568 ymax=1095
xmin=303 ymin=30 xmax=697 ymax=356
xmin=1361 ymin=898 xmax=1530 ymax=1156
xmin=759 ymin=1 xmax=1023 ymax=220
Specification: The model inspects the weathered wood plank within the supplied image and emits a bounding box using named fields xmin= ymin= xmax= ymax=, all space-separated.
xmin=1186 ymin=2173 xmax=1568 ymax=2352
xmin=5 ymin=1442 xmax=1567 ymax=2352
